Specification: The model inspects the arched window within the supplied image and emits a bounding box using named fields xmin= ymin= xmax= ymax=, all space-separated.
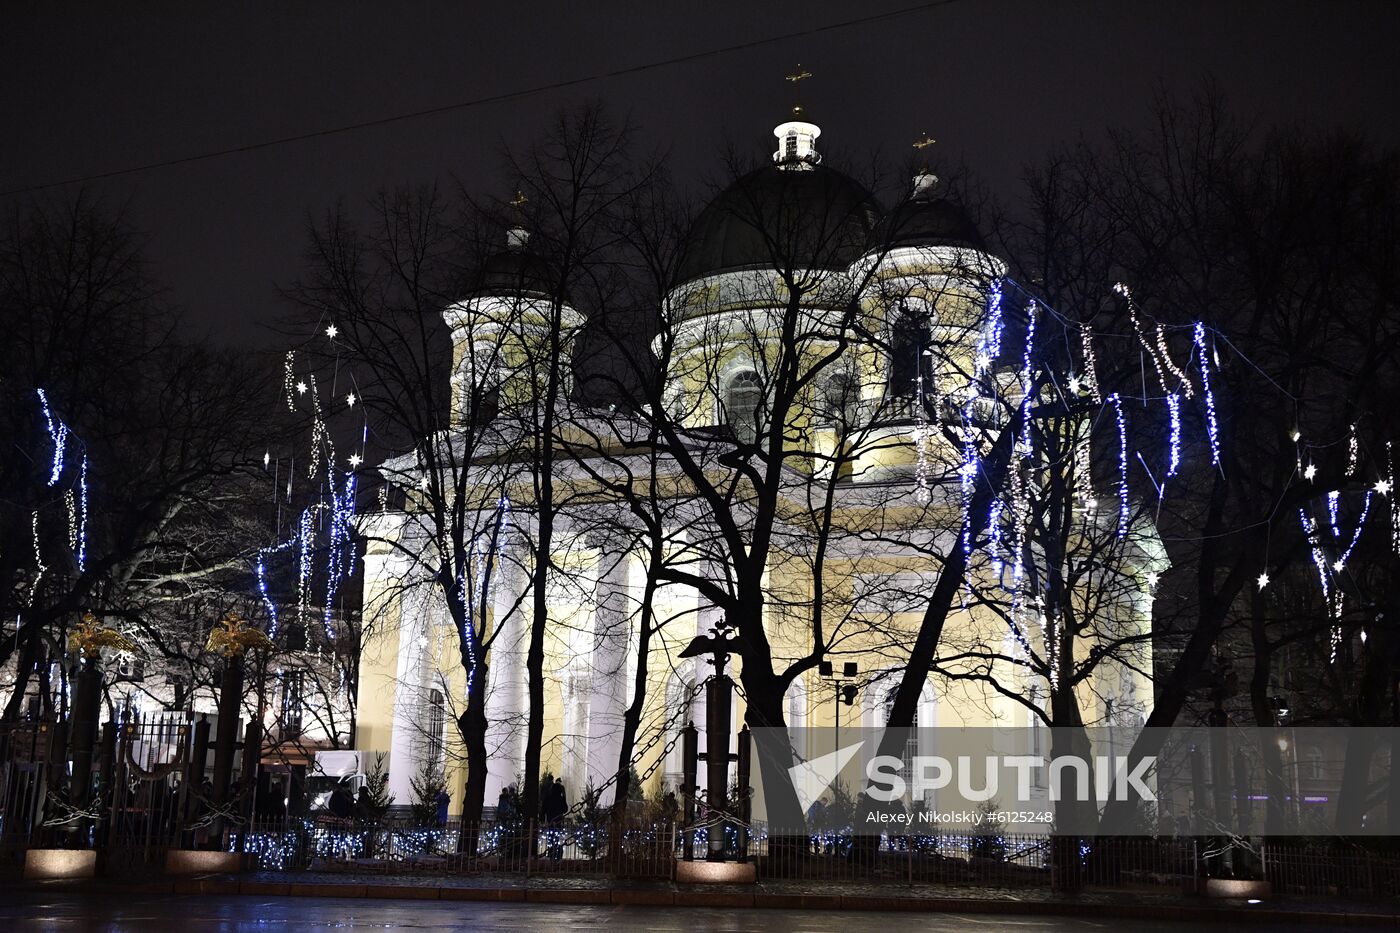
xmin=724 ymin=370 xmax=762 ymax=444
xmin=427 ymin=688 xmax=447 ymax=770
xmin=889 ymin=303 xmax=932 ymax=399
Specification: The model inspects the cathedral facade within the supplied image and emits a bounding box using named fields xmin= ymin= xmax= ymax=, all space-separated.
xmin=353 ymin=109 xmax=1157 ymax=821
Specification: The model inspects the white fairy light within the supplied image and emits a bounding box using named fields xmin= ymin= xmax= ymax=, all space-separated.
xmin=1117 ymin=282 xmax=1169 ymax=392
xmin=1109 ymin=392 xmax=1129 ymax=537
xmin=263 ymin=452 xmax=270 ymax=469
xmin=1376 ymin=479 xmax=1392 ymax=494
xmin=326 ymin=324 xmax=339 ymax=339
xmin=346 ymin=392 xmax=357 ymax=409
xmin=296 ymin=380 xmax=308 ymax=395
xmin=1080 ymin=327 xmax=1103 ymax=404
xmin=283 ymin=351 xmax=298 ymax=411
xmin=1304 ymin=462 xmax=1317 ymax=481
xmin=1145 ymin=571 xmax=1160 ymax=590
xmin=1067 ymin=373 xmax=1082 ymax=395
xmin=1347 ymin=423 xmax=1359 ymax=476
xmin=1155 ymin=324 xmax=1193 ymax=398
xmin=1257 ymin=572 xmax=1270 ymax=590
xmin=348 ymin=454 xmax=363 ymax=468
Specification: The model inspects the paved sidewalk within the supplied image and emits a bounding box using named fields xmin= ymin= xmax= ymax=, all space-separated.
xmin=7 ymin=869 xmax=1400 ymax=927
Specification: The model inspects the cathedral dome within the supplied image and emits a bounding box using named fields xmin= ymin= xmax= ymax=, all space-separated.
xmin=869 ymin=173 xmax=987 ymax=254
xmin=675 ymin=164 xmax=880 ymax=286
xmin=474 ymin=227 xmax=561 ymax=300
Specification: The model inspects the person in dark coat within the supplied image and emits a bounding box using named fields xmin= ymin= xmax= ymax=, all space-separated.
xmin=435 ymin=788 xmax=450 ymax=827
xmin=328 ymin=783 xmax=354 ymax=819
xmin=542 ymin=778 xmax=568 ymax=859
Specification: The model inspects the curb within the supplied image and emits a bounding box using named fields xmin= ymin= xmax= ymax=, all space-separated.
xmin=9 ymin=877 xmax=1400 ymax=926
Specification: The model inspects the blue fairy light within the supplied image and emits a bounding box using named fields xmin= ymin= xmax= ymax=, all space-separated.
xmin=1193 ymin=323 xmax=1220 ymax=465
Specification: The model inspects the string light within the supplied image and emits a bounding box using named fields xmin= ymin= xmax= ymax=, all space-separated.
xmin=913 ymin=373 xmax=932 ymax=505
xmin=29 ymin=511 xmax=45 ymax=606
xmin=1116 ymin=283 xmax=1169 ymax=392
xmin=1347 ymin=423 xmax=1359 ymax=476
xmin=1166 ymin=393 xmax=1181 ymax=478
xmin=1079 ymin=327 xmax=1103 ymax=405
xmin=1155 ymin=325 xmax=1193 ymax=398
xmin=283 ymin=351 xmax=298 ymax=411
xmin=36 ymin=389 xmax=69 ymax=486
xmin=1334 ymin=491 xmax=1373 ymax=571
xmin=1108 ymin=392 xmax=1129 ymax=537
xmin=1018 ymin=300 xmax=1037 ymax=458
xmin=66 ymin=491 xmax=78 ymax=550
xmin=76 ymin=455 xmax=88 ymax=572
xmin=974 ymin=283 xmax=1004 ymax=377
xmin=1193 ymin=322 xmax=1220 ymax=465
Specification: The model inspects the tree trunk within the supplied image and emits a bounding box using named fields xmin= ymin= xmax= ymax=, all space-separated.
xmin=456 ymin=665 xmax=489 ymax=856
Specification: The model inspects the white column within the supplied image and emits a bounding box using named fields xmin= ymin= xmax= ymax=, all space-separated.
xmin=585 ymin=540 xmax=631 ymax=805
xmin=388 ymin=583 xmax=431 ymax=806
xmin=484 ymin=546 xmax=529 ymax=803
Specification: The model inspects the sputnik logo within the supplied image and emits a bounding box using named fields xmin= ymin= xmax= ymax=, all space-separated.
xmin=788 ymin=741 xmax=864 ymax=812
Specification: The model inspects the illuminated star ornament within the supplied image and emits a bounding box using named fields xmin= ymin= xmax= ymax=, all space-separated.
xmin=1303 ymin=462 xmax=1317 ymax=480
xmin=1376 ymin=479 xmax=1392 ymax=494
xmin=326 ymin=324 xmax=339 ymax=339
xmin=348 ymin=454 xmax=363 ymax=468
xmin=346 ymin=392 xmax=357 ymax=409
xmin=1145 ymin=571 xmax=1160 ymax=590
xmin=1257 ymin=572 xmax=1270 ymax=590
xmin=296 ymin=380 xmax=308 ymax=395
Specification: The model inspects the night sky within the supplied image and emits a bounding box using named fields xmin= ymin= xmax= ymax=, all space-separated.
xmin=5 ymin=2 xmax=1398 ymax=346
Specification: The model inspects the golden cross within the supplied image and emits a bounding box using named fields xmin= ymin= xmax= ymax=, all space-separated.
xmin=785 ymin=64 xmax=812 ymax=84
xmin=913 ymin=133 xmax=937 ymax=150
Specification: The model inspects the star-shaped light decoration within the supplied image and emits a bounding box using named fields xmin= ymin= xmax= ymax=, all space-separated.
xmin=1145 ymin=571 xmax=1160 ymax=590
xmin=1303 ymin=463 xmax=1317 ymax=480
xmin=295 ymin=380 xmax=308 ymax=395
xmin=975 ymin=352 xmax=991 ymax=372
xmin=1257 ymin=572 xmax=1270 ymax=590
xmin=1376 ymin=479 xmax=1393 ymax=494
xmin=326 ymin=324 xmax=339 ymax=339
xmin=262 ymin=452 xmax=270 ymax=469
xmin=1333 ymin=559 xmax=1346 ymax=572
xmin=348 ymin=454 xmax=363 ymax=468
xmin=1067 ymin=373 xmax=1083 ymax=395
xmin=346 ymin=392 xmax=357 ymax=409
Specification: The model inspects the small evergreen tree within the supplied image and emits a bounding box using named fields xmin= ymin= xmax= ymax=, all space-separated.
xmin=409 ymin=758 xmax=447 ymax=825
xmin=361 ymin=752 xmax=394 ymax=821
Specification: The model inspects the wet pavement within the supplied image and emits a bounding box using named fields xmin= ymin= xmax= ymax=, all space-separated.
xmin=0 ymin=891 xmax=1369 ymax=931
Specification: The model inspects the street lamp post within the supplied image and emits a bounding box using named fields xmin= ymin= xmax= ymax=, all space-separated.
xmin=819 ymin=661 xmax=858 ymax=794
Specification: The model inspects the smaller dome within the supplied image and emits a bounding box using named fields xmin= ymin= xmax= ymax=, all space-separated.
xmin=871 ymin=174 xmax=987 ymax=254
xmin=474 ymin=227 xmax=561 ymax=299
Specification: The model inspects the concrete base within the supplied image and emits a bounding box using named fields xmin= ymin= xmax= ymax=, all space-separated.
xmin=23 ymin=848 xmax=97 ymax=881
xmin=1203 ymin=878 xmax=1272 ymax=899
xmin=165 ymin=850 xmax=244 ymax=875
xmin=674 ymin=860 xmax=756 ymax=884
